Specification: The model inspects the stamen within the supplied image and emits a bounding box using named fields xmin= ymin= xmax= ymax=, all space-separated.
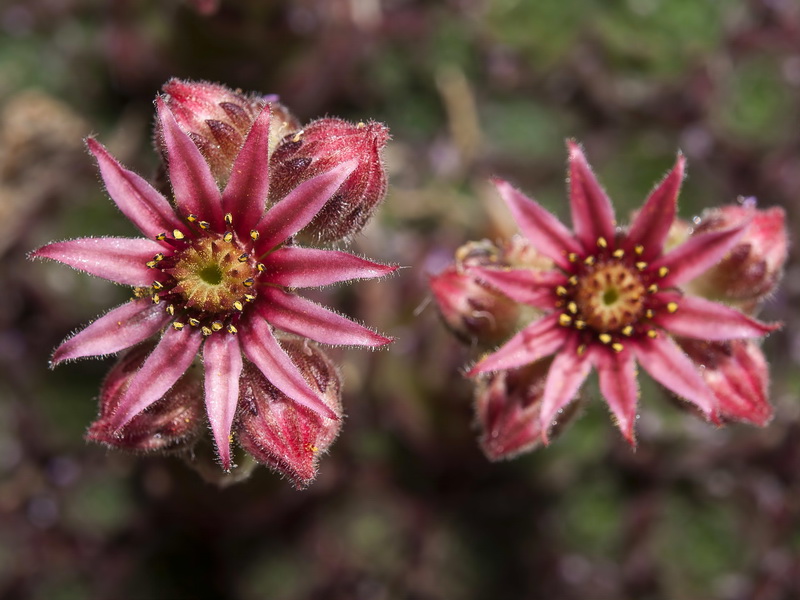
xmin=568 ymin=276 xmax=579 ymax=286
xmin=612 ymin=249 xmax=625 ymax=259
xmin=172 ymin=322 xmax=185 ymax=330
xmin=250 ymin=230 xmax=260 ymax=241
xmin=647 ymin=284 xmax=658 ymax=294
xmin=227 ymin=324 xmax=238 ymax=334
xmin=166 ymin=304 xmax=175 ymax=316
xmin=567 ymin=301 xmax=578 ymax=314
xmin=658 ymin=266 xmax=669 ymax=278
xmin=577 ymin=344 xmax=586 ymax=356
xmin=666 ymin=302 xmax=679 ymax=313
xmin=211 ymin=321 xmax=224 ymax=331
xmin=621 ymin=325 xmax=634 ymax=336
xmin=597 ymin=237 xmax=607 ymax=248
xmin=584 ymin=255 xmax=595 ymax=266
xmin=635 ymin=261 xmax=647 ymax=271
xmin=634 ymin=245 xmax=644 ymax=255
xmin=156 ymin=233 xmax=167 ymax=241
xmin=223 ymin=232 xmax=233 ymax=243
xmin=188 ymin=318 xmax=200 ymax=327
xmin=154 ymin=253 xmax=164 ymax=262
xmin=238 ymin=254 xmax=249 ymax=263
xmin=224 ymin=213 xmax=233 ymax=225
xmin=257 ymin=263 xmax=266 ymax=272
xmin=173 ymin=229 xmax=185 ymax=240
xmin=598 ymin=333 xmax=612 ymax=344
xmin=611 ymin=343 xmax=624 ymax=353
xmin=201 ymin=326 xmax=212 ymax=336
xmin=292 ymin=131 xmax=304 ymax=143
xmin=244 ymin=294 xmax=256 ymax=302
xmin=152 ymin=281 xmax=164 ymax=290
xmin=187 ymin=214 xmax=198 ymax=222
xmin=568 ymin=253 xmax=578 ymax=263
xmin=574 ymin=320 xmax=586 ymax=329
xmin=645 ymin=309 xmax=654 ymax=319
xmin=647 ymin=330 xmax=658 ymax=338
xmin=151 ymin=294 xmax=161 ymax=305
xmin=198 ymin=221 xmax=211 ymax=230
xmin=233 ymin=301 xmax=244 ymax=311
xmin=243 ymin=278 xmax=254 ymax=287
xmin=556 ymin=286 xmax=568 ymax=296
xmin=558 ymin=313 xmax=572 ymax=326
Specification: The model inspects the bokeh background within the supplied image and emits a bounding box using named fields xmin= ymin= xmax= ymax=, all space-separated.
xmin=2 ymin=0 xmax=800 ymax=598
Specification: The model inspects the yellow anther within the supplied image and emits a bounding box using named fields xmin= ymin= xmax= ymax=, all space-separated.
xmin=257 ymin=263 xmax=266 ymax=272
xmin=567 ymin=301 xmax=578 ymax=314
xmin=156 ymin=233 xmax=167 ymax=241
xmin=187 ymin=214 xmax=198 ymax=222
xmin=598 ymin=333 xmax=612 ymax=344
xmin=152 ymin=281 xmax=164 ymax=290
xmin=611 ymin=343 xmax=624 ymax=353
xmin=223 ymin=232 xmax=233 ymax=243
xmin=634 ymin=245 xmax=644 ymax=255
xmin=224 ymin=213 xmax=233 ymax=225
xmin=238 ymin=254 xmax=249 ymax=263
xmin=647 ymin=284 xmax=658 ymax=294
xmin=172 ymin=322 xmax=185 ymax=330
xmin=198 ymin=221 xmax=210 ymax=230
xmin=233 ymin=301 xmax=244 ymax=311
xmin=151 ymin=294 xmax=161 ymax=305
xmin=556 ymin=286 xmax=568 ymax=296
xmin=647 ymin=329 xmax=659 ymax=338
xmin=227 ymin=324 xmax=238 ymax=334
xmin=292 ymin=131 xmax=304 ymax=143
xmin=568 ymin=253 xmax=578 ymax=263
xmin=667 ymin=302 xmax=679 ymax=313
xmin=173 ymin=229 xmax=185 ymax=240
xmin=621 ymin=325 xmax=634 ymax=336
xmin=597 ymin=237 xmax=607 ymax=248
xmin=635 ymin=261 xmax=647 ymax=271
xmin=612 ymin=249 xmax=625 ymax=259
xmin=574 ymin=320 xmax=586 ymax=329
xmin=201 ymin=326 xmax=212 ymax=336
xmin=577 ymin=344 xmax=587 ymax=356
xmin=356 ymin=122 xmax=366 ymax=129
xmin=243 ymin=278 xmax=254 ymax=287
xmin=568 ymin=275 xmax=579 ymax=286
xmin=250 ymin=230 xmax=260 ymax=241
xmin=166 ymin=304 xmax=175 ymax=316
xmin=658 ymin=266 xmax=669 ymax=278
xmin=645 ymin=309 xmax=654 ymax=319
xmin=211 ymin=321 xmax=223 ymax=331
xmin=558 ymin=313 xmax=573 ymax=327
xmin=584 ymin=255 xmax=596 ymax=266
xmin=154 ymin=253 xmax=164 ymax=262
xmin=188 ymin=318 xmax=200 ymax=327
xmin=244 ymin=294 xmax=256 ymax=302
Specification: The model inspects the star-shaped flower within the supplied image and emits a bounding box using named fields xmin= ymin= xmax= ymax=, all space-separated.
xmin=33 ymin=98 xmax=395 ymax=470
xmin=468 ymin=142 xmax=778 ymax=443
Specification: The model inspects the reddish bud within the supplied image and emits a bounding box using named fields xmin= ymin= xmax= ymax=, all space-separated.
xmin=689 ymin=201 xmax=787 ymax=309
xmin=235 ymin=340 xmax=342 ymax=489
xmin=680 ymin=338 xmax=773 ymax=426
xmin=475 ymin=358 xmax=578 ymax=460
xmin=86 ymin=343 xmax=205 ymax=452
xmin=268 ymin=118 xmax=389 ymax=242
xmin=158 ymin=78 xmax=301 ymax=185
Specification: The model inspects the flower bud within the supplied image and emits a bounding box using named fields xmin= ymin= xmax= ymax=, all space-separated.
xmin=680 ymin=338 xmax=772 ymax=426
xmin=688 ymin=201 xmax=787 ymax=309
xmin=475 ymin=358 xmax=579 ymax=460
xmin=158 ymin=78 xmax=301 ymax=185
xmin=235 ymin=340 xmax=342 ymax=489
xmin=268 ymin=118 xmax=389 ymax=242
xmin=86 ymin=343 xmax=205 ymax=452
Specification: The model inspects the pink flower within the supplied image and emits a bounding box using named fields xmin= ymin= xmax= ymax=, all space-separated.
xmin=33 ymin=97 xmax=395 ymax=470
xmin=468 ymin=142 xmax=779 ymax=443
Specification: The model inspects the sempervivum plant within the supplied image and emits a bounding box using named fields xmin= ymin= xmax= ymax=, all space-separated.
xmin=33 ymin=84 xmax=394 ymax=480
xmin=431 ymin=141 xmax=784 ymax=457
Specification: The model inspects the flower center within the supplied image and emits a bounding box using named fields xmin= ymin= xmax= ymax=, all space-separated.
xmin=574 ymin=263 xmax=645 ymax=332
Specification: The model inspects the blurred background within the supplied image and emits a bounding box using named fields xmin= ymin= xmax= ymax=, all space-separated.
xmin=2 ymin=0 xmax=800 ymax=598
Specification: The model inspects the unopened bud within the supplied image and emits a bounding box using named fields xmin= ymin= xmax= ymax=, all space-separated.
xmin=268 ymin=118 xmax=389 ymax=242
xmin=235 ymin=340 xmax=342 ymax=489
xmin=688 ymin=201 xmax=787 ymax=310
xmin=86 ymin=343 xmax=205 ymax=452
xmin=158 ymin=78 xmax=301 ymax=185
xmin=680 ymin=338 xmax=773 ymax=426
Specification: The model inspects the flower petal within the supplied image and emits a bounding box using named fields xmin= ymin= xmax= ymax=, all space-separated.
xmin=652 ymin=222 xmax=748 ymax=288
xmin=257 ymin=287 xmax=392 ymax=347
xmin=32 ymin=237 xmax=164 ymax=286
xmin=263 ymin=246 xmax=397 ymax=288
xmin=87 ymin=138 xmax=183 ymax=239
xmin=655 ymin=293 xmax=779 ymax=341
xmin=624 ymin=153 xmax=684 ymax=260
xmin=469 ymin=314 xmax=566 ymax=375
xmin=539 ymin=333 xmax=593 ymax=443
xmin=466 ymin=266 xmax=564 ymax=309
xmin=707 ymin=340 xmax=772 ymax=426
xmin=254 ymin=159 xmax=357 ymax=253
xmin=156 ymin=97 xmax=224 ymax=228
xmin=567 ymin=141 xmax=616 ymax=252
xmin=52 ymin=299 xmax=171 ymax=365
xmin=631 ymin=334 xmax=717 ymax=421
xmin=493 ymin=178 xmax=582 ymax=270
xmin=108 ymin=326 xmax=203 ymax=430
xmin=595 ymin=348 xmax=639 ymax=444
xmin=203 ymin=333 xmax=243 ymax=471
xmin=239 ymin=316 xmax=337 ymax=420
xmin=221 ymin=104 xmax=271 ymax=236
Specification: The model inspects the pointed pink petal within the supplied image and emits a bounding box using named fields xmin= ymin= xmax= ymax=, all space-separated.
xmin=239 ymin=316 xmax=337 ymax=419
xmin=254 ymin=160 xmax=357 ymax=253
xmin=87 ymin=138 xmax=183 ymax=239
xmin=493 ymin=178 xmax=582 ymax=270
xmin=263 ymin=246 xmax=398 ymax=288
xmin=257 ymin=288 xmax=391 ymax=347
xmin=709 ymin=341 xmax=772 ymax=426
xmin=624 ymin=153 xmax=684 ymax=260
xmin=203 ymin=333 xmax=243 ymax=471
xmin=631 ymin=334 xmax=717 ymax=421
xmin=655 ymin=293 xmax=779 ymax=340
xmin=567 ymin=141 xmax=616 ymax=252
xmin=469 ymin=314 xmax=566 ymax=375
xmin=595 ymin=348 xmax=639 ymax=444
xmin=652 ymin=222 xmax=748 ymax=288
xmin=109 ymin=326 xmax=203 ymax=429
xmin=221 ymin=105 xmax=271 ymax=236
xmin=466 ymin=266 xmax=564 ymax=309
xmin=156 ymin=97 xmax=223 ymax=227
xmin=52 ymin=299 xmax=170 ymax=365
xmin=32 ymin=237 xmax=163 ymax=286
xmin=539 ymin=334 xmax=593 ymax=442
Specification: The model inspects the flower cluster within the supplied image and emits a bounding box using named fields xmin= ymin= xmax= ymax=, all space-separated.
xmin=430 ymin=142 xmax=786 ymax=460
xmin=33 ymin=80 xmax=392 ymax=486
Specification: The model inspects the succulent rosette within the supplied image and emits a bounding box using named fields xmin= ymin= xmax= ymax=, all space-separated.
xmin=33 ymin=93 xmax=395 ymax=472
xmin=440 ymin=141 xmax=781 ymax=450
